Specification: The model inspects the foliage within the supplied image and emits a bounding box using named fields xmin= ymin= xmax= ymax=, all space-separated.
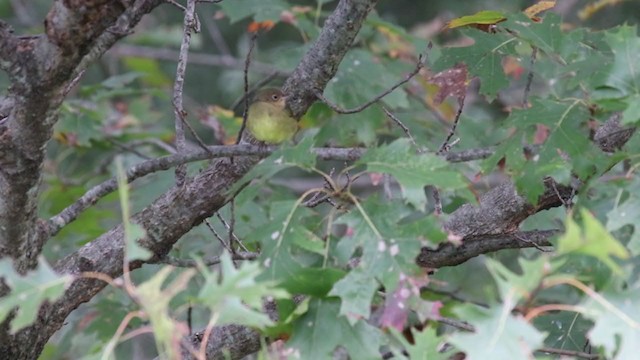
xmin=2 ymin=0 xmax=640 ymax=359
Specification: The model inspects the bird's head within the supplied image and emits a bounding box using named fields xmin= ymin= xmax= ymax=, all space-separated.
xmin=253 ymin=88 xmax=287 ymax=109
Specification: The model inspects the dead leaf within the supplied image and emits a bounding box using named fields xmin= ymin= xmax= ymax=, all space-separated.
xmin=429 ymin=63 xmax=468 ymax=105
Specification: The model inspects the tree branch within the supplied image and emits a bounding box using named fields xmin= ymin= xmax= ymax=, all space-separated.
xmin=416 ymin=113 xmax=636 ymax=269
xmin=4 ymin=1 xmax=380 ymax=359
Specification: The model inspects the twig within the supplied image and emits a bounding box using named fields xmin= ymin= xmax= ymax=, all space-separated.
xmin=46 ymin=144 xmax=500 ymax=237
xmin=155 ymin=251 xmax=258 ymax=267
xmin=204 ymin=218 xmax=233 ymax=253
xmin=303 ymin=168 xmax=337 ymax=208
xmin=110 ymin=44 xmax=286 ymax=76
xmin=383 ymin=107 xmax=419 ymax=148
xmin=434 ymin=317 xmax=475 ymax=332
xmin=432 ymin=187 xmax=442 ymax=215
xmin=536 ymin=347 xmax=600 ymax=359
xmin=551 ymin=180 xmax=571 ymax=210
xmin=314 ymin=48 xmax=428 ymax=114
xmin=215 ymin=212 xmax=249 ymax=252
xmin=421 ymin=287 xmax=489 ymax=308
xmin=173 ymin=0 xmax=199 ymax=186
xmin=173 ymin=99 xmax=213 ymax=154
xmin=383 ymin=174 xmax=393 ymax=200
xmin=523 ymin=46 xmax=538 ymax=108
xmin=201 ymin=8 xmax=232 ymax=56
xmin=228 ymin=200 xmax=236 ymax=254
xmin=437 ymin=95 xmax=466 ymax=154
xmin=515 ymin=232 xmax=552 ymax=252
xmin=107 ymin=138 xmax=152 ymax=160
xmin=236 ymin=32 xmax=259 ymax=144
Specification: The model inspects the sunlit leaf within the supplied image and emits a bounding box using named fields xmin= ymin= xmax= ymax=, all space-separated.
xmin=557 ymin=209 xmax=629 ymax=274
xmin=447 ymin=10 xmax=506 ymax=29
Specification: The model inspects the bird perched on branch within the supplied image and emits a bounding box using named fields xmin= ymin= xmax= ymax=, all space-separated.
xmin=245 ymin=88 xmax=297 ymax=144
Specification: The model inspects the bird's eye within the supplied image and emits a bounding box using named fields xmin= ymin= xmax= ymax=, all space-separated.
xmin=271 ymin=94 xmax=280 ymax=101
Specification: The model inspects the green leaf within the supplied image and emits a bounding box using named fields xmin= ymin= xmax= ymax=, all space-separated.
xmin=433 ymin=29 xmax=516 ymax=99
xmin=557 ymin=208 xmax=629 ymax=274
xmin=0 ymin=258 xmax=72 ymax=333
xmin=287 ymin=298 xmax=385 ymax=360
xmin=502 ymin=13 xmax=563 ymax=54
xmin=580 ymin=284 xmax=640 ymax=359
xmin=132 ymin=267 xmax=194 ymax=360
xmin=447 ymin=10 xmax=506 ymax=29
xmin=602 ymin=25 xmax=640 ymax=98
xmin=389 ymin=327 xmax=452 ymax=360
xmin=358 ymin=138 xmax=466 ymax=209
xmin=329 ymin=267 xmax=379 ymax=324
xmin=486 ymin=256 xmax=562 ymax=304
xmin=622 ymin=94 xmax=640 ymax=124
xmin=450 ymin=304 xmax=546 ymax=360
xmin=197 ymin=252 xmax=288 ymax=328
xmin=230 ymin=136 xmax=317 ymax=195
xmin=335 ymin=196 xmax=422 ymax=290
xmin=607 ymin=185 xmax=640 ymax=255
xmin=487 ymin=98 xmax=597 ymax=203
xmin=217 ymin=0 xmax=288 ymax=23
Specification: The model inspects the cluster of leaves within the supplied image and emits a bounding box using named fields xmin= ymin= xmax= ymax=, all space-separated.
xmin=2 ymin=0 xmax=640 ymax=359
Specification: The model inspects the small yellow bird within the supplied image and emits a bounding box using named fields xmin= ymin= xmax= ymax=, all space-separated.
xmin=246 ymin=88 xmax=298 ymax=144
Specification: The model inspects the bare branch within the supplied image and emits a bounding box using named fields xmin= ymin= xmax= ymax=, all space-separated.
xmin=173 ymin=0 xmax=199 ymax=185
xmin=155 ymin=251 xmax=258 ymax=267
xmin=109 ymin=44 xmax=286 ymax=76
xmin=313 ymin=54 xmax=425 ymax=114
xmin=236 ymin=32 xmax=259 ymax=144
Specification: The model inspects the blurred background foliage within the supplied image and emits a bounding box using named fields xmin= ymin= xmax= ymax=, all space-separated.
xmin=2 ymin=0 xmax=640 ymax=359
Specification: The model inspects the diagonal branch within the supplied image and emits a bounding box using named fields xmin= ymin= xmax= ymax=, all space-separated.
xmin=416 ymin=113 xmax=637 ymax=269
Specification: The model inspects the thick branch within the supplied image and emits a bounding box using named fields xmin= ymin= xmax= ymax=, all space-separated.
xmin=0 ymin=0 xmax=163 ymax=274
xmin=416 ymin=114 xmax=636 ymax=268
xmin=417 ymin=230 xmax=558 ymax=268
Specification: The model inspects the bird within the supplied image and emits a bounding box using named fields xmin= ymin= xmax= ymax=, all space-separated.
xmin=245 ymin=88 xmax=298 ymax=144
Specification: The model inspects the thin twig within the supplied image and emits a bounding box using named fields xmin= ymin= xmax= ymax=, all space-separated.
xmin=204 ymin=219 xmax=232 ymax=253
xmin=523 ymin=46 xmax=538 ymax=108
xmin=107 ymin=138 xmax=152 ymax=160
xmin=228 ymin=200 xmax=236 ymax=254
xmin=435 ymin=317 xmax=475 ymax=332
xmin=110 ymin=44 xmax=286 ymax=76
xmin=236 ymin=32 xmax=259 ymax=144
xmin=437 ymin=95 xmax=466 ymax=154
xmin=536 ymin=347 xmax=600 ymax=360
xmin=515 ymin=232 xmax=552 ymax=252
xmin=314 ymin=47 xmax=429 ymax=114
xmin=201 ymin=9 xmax=232 ymax=56
xmin=173 ymin=0 xmax=199 ymax=186
xmin=215 ymin=212 xmax=249 ymax=252
xmin=173 ymin=99 xmax=213 ymax=154
xmin=155 ymin=251 xmax=258 ymax=267
xmin=421 ymin=287 xmax=489 ymax=308
xmin=383 ymin=107 xmax=418 ymax=148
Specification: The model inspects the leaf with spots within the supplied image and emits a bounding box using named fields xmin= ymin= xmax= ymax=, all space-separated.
xmin=430 ymin=63 xmax=468 ymax=104
xmin=433 ymin=28 xmax=517 ymax=99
